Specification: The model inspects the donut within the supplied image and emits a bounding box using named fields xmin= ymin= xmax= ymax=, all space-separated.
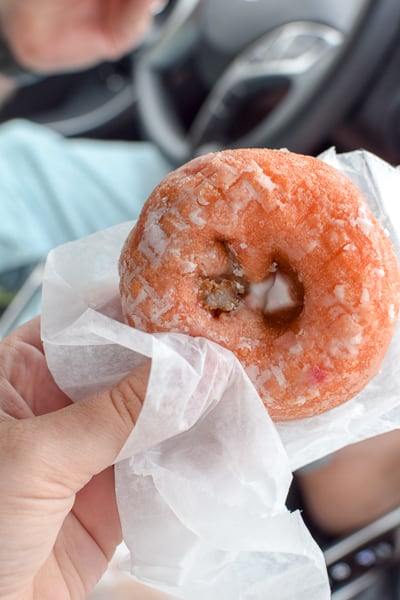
xmin=119 ymin=148 xmax=400 ymax=421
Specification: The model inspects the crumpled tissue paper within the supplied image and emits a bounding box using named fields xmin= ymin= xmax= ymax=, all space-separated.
xmin=41 ymin=149 xmax=400 ymax=599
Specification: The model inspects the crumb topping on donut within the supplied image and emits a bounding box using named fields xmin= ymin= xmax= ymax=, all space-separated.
xmin=199 ymin=277 xmax=245 ymax=313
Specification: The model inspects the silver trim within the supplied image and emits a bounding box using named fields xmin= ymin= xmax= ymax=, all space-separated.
xmin=190 ymin=20 xmax=344 ymax=146
xmin=324 ymin=506 xmax=400 ymax=566
xmin=331 ymin=570 xmax=387 ymax=600
xmin=43 ymin=86 xmax=136 ymax=137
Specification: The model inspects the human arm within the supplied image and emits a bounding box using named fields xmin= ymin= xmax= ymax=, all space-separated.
xmin=0 ymin=316 xmax=150 ymax=599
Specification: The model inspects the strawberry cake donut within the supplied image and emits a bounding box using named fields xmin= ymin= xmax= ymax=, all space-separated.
xmin=119 ymin=148 xmax=400 ymax=421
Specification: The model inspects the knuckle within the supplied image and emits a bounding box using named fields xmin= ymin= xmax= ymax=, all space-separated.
xmin=109 ymin=376 xmax=144 ymax=431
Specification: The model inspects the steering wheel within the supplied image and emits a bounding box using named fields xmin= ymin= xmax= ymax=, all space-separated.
xmin=135 ymin=0 xmax=400 ymax=166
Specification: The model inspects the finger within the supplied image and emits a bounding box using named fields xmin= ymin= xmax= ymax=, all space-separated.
xmin=4 ymin=316 xmax=42 ymax=351
xmin=102 ymin=0 xmax=158 ymax=58
xmin=0 ymin=317 xmax=71 ymax=417
xmin=4 ymin=359 xmax=151 ymax=496
xmin=151 ymin=0 xmax=169 ymax=15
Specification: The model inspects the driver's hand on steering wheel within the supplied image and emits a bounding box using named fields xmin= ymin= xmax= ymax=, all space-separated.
xmin=0 ymin=0 xmax=165 ymax=73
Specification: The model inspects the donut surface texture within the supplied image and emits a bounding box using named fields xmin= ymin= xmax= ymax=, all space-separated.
xmin=119 ymin=148 xmax=400 ymax=421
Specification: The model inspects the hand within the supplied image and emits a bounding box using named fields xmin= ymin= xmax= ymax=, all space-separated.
xmin=0 ymin=0 xmax=164 ymax=72
xmin=0 ymin=316 xmax=150 ymax=599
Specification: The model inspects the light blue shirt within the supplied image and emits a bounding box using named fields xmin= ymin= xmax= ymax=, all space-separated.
xmin=0 ymin=119 xmax=172 ymax=273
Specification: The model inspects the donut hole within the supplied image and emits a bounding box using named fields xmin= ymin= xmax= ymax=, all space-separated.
xmin=247 ymin=260 xmax=304 ymax=327
xmin=263 ymin=271 xmax=304 ymax=326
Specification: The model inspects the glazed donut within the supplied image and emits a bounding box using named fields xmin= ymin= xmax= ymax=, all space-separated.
xmin=119 ymin=148 xmax=400 ymax=421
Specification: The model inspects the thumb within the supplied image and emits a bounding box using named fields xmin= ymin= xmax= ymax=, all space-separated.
xmin=16 ymin=360 xmax=151 ymax=494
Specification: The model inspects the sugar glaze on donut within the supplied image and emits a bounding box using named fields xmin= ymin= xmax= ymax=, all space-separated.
xmin=119 ymin=148 xmax=400 ymax=421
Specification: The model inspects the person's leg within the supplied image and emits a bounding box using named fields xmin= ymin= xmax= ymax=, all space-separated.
xmin=297 ymin=430 xmax=400 ymax=536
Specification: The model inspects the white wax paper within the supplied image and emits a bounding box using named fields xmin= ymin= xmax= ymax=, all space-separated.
xmin=41 ymin=149 xmax=400 ymax=600
xmin=276 ymin=149 xmax=400 ymax=469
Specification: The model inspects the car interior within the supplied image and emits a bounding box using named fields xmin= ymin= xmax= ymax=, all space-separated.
xmin=1 ymin=1 xmax=400 ymax=598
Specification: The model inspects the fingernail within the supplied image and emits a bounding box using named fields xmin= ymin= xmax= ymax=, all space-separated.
xmin=151 ymin=0 xmax=169 ymax=15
